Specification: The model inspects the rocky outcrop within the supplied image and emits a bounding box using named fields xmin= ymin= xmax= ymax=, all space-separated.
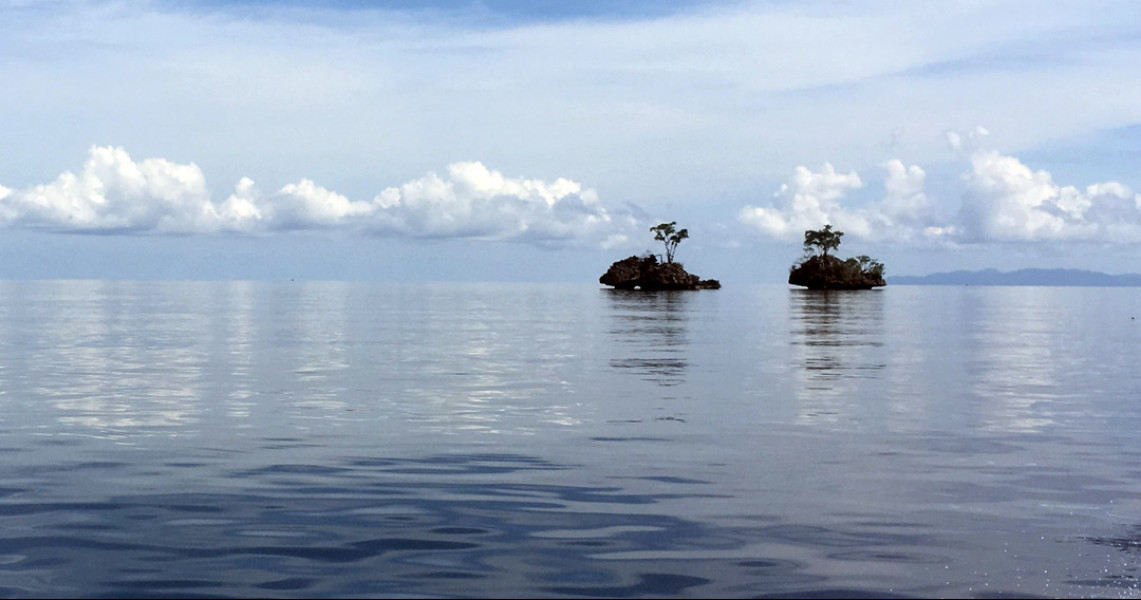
xmin=788 ymin=255 xmax=885 ymax=290
xmin=600 ymin=255 xmax=721 ymax=290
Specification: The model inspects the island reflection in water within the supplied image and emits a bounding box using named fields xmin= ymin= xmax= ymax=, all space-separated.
xmin=788 ymin=289 xmax=885 ymax=425
xmin=604 ymin=289 xmax=693 ymax=387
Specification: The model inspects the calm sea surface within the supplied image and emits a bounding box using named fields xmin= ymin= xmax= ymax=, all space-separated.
xmin=1 ymin=281 xmax=1140 ymax=598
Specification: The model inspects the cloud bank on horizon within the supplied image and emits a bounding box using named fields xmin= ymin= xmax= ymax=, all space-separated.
xmin=740 ymin=151 xmax=1141 ymax=245
xmin=4 ymin=142 xmax=1141 ymax=249
xmin=739 ymin=124 xmax=1141 ymax=245
xmin=0 ymin=146 xmax=633 ymax=248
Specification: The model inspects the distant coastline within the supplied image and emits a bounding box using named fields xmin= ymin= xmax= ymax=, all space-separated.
xmin=888 ymin=268 xmax=1141 ymax=287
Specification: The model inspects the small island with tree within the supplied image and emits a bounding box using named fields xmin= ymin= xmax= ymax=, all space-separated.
xmin=600 ymin=222 xmax=721 ymax=290
xmin=788 ymin=224 xmax=885 ymax=290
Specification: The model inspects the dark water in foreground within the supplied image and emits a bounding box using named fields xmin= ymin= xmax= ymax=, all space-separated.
xmin=1 ymin=281 xmax=1140 ymax=598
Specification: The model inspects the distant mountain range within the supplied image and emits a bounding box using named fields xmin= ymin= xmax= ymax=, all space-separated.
xmin=887 ymin=268 xmax=1141 ymax=287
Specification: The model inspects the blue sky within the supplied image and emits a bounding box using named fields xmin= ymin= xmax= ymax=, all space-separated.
xmin=2 ymin=0 xmax=1141 ymax=282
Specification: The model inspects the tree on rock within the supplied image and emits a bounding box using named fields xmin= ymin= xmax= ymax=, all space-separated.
xmin=803 ymin=224 xmax=842 ymax=258
xmin=599 ymin=222 xmax=719 ymax=290
xmin=788 ymin=224 xmax=886 ymax=290
xmin=650 ymin=222 xmax=688 ymax=264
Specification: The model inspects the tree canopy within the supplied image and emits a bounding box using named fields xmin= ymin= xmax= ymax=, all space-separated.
xmin=650 ymin=221 xmax=688 ymax=263
xmin=803 ymin=224 xmax=842 ymax=258
xmin=851 ymin=254 xmax=885 ymax=278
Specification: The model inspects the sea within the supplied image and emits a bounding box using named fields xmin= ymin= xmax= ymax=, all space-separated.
xmin=1 ymin=280 xmax=1140 ymax=598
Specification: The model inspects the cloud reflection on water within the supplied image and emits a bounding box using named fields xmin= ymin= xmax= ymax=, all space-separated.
xmin=219 ymin=280 xmax=257 ymax=422
xmin=964 ymin=288 xmax=1060 ymax=433
xmin=19 ymin=281 xmax=209 ymax=436
xmin=3 ymin=282 xmax=594 ymax=439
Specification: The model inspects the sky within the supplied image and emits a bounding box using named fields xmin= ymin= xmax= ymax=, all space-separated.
xmin=2 ymin=0 xmax=1141 ymax=282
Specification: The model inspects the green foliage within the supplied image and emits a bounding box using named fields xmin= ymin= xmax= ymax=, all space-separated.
xmin=650 ymin=221 xmax=689 ymax=263
xmin=855 ymin=255 xmax=885 ymax=278
xmin=803 ymin=224 xmax=843 ymax=257
xmin=840 ymin=255 xmax=884 ymax=280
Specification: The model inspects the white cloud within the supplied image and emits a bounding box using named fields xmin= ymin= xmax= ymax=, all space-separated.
xmin=737 ymin=163 xmax=864 ymax=241
xmin=944 ymin=131 xmax=962 ymax=152
xmin=957 ymin=150 xmax=1141 ymax=242
xmin=0 ymin=146 xmax=216 ymax=233
xmin=367 ymin=161 xmax=625 ymax=244
xmin=217 ymin=177 xmax=263 ymax=230
xmin=869 ymin=159 xmax=951 ymax=242
xmin=737 ymin=160 xmax=943 ymax=242
xmin=0 ymin=146 xmax=633 ymax=246
xmin=267 ymin=179 xmax=374 ymax=230
xmin=739 ymin=150 xmax=1141 ymax=245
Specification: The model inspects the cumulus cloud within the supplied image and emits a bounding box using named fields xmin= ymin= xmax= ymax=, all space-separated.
xmin=0 ymin=146 xmax=633 ymax=247
xmin=266 ymin=179 xmax=375 ymax=231
xmin=956 ymin=151 xmax=1141 ymax=243
xmin=0 ymin=146 xmax=216 ymax=233
xmin=368 ymin=161 xmax=622 ymax=244
xmin=740 ymin=150 xmax=1141 ymax=245
xmin=870 ymin=159 xmax=953 ymax=240
xmin=878 ymin=159 xmax=931 ymax=226
xmin=737 ymin=160 xmax=945 ymax=242
xmin=737 ymin=163 xmax=864 ymax=241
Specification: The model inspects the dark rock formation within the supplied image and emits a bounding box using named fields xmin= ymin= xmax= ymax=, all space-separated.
xmin=788 ymin=255 xmax=886 ymax=290
xmin=600 ymin=255 xmax=721 ymax=290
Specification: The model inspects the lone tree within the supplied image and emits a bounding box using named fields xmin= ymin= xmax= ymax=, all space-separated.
xmin=803 ymin=224 xmax=843 ymax=258
xmin=650 ymin=221 xmax=689 ymax=264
